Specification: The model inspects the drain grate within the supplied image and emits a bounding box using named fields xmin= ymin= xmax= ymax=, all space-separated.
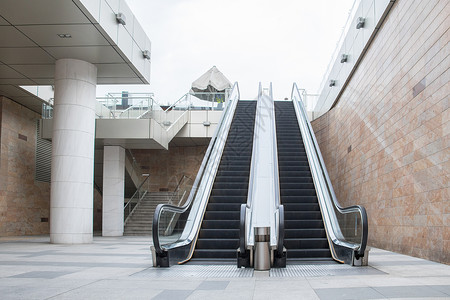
xmin=271 ymin=264 xmax=353 ymax=277
xmin=270 ymin=264 xmax=384 ymax=277
xmin=132 ymin=265 xmax=254 ymax=278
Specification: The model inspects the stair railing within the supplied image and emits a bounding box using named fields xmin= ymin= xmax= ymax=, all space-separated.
xmin=152 ymin=82 xmax=240 ymax=267
xmin=124 ymin=174 xmax=150 ymax=224
xmin=291 ymin=83 xmax=368 ymax=265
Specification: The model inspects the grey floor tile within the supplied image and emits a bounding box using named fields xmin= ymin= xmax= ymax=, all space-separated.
xmin=9 ymin=271 xmax=73 ymax=279
xmin=429 ymin=285 xmax=450 ymax=295
xmin=196 ymin=280 xmax=229 ymax=290
xmin=373 ymin=285 xmax=448 ymax=298
xmin=152 ymin=290 xmax=194 ymax=300
xmin=314 ymin=287 xmax=385 ymax=300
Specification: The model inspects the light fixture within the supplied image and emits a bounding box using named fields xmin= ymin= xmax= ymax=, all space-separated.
xmin=356 ymin=17 xmax=365 ymax=29
xmin=203 ymin=121 xmax=211 ymax=127
xmin=163 ymin=121 xmax=171 ymax=126
xmin=340 ymin=54 xmax=348 ymax=63
xmin=329 ymin=80 xmax=336 ymax=87
xmin=57 ymin=33 xmax=72 ymax=38
xmin=142 ymin=50 xmax=151 ymax=60
xmin=116 ymin=13 xmax=126 ymax=25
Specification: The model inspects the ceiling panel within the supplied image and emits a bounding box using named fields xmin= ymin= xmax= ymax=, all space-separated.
xmin=44 ymin=46 xmax=123 ymax=64
xmin=0 ymin=26 xmax=35 ymax=47
xmin=96 ymin=63 xmax=136 ymax=78
xmin=97 ymin=77 xmax=143 ymax=84
xmin=33 ymin=78 xmax=54 ymax=85
xmin=0 ymin=64 xmax=27 ymax=78
xmin=0 ymin=0 xmax=90 ymax=25
xmin=8 ymin=95 xmax=44 ymax=113
xmin=9 ymin=64 xmax=54 ymax=79
xmin=0 ymin=47 xmax=55 ymax=64
xmin=17 ymin=24 xmax=109 ymax=47
xmin=0 ymin=84 xmax=32 ymax=96
xmin=0 ymin=78 xmax=35 ymax=85
xmin=0 ymin=16 xmax=9 ymax=25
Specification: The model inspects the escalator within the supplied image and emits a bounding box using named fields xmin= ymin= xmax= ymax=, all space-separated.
xmin=275 ymin=101 xmax=331 ymax=261
xmin=193 ymin=101 xmax=256 ymax=261
xmin=152 ymin=83 xmax=368 ymax=268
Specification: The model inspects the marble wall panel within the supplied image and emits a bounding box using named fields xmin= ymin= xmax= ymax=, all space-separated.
xmin=311 ymin=0 xmax=449 ymax=264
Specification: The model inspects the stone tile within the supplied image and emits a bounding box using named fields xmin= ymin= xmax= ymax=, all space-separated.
xmin=314 ymin=287 xmax=384 ymax=300
xmin=10 ymin=270 xmax=73 ymax=279
xmin=152 ymin=290 xmax=193 ymax=300
xmin=196 ymin=280 xmax=229 ymax=290
xmin=373 ymin=285 xmax=448 ymax=298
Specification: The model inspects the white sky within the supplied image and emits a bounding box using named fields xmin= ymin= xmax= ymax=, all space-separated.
xmin=97 ymin=0 xmax=355 ymax=104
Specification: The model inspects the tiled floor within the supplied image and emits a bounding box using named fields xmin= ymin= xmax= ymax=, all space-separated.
xmin=0 ymin=236 xmax=448 ymax=299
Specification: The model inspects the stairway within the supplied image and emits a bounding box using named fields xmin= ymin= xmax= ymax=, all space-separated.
xmin=124 ymin=192 xmax=172 ymax=236
xmin=275 ymin=101 xmax=331 ymax=261
xmin=192 ymin=100 xmax=257 ymax=261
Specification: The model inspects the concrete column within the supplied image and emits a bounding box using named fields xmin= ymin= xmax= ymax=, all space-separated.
xmin=102 ymin=146 xmax=125 ymax=236
xmin=50 ymin=59 xmax=97 ymax=244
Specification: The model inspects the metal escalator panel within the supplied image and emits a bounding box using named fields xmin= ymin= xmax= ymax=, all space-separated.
xmin=193 ymin=101 xmax=257 ymax=261
xmin=287 ymin=83 xmax=368 ymax=265
xmin=275 ymin=101 xmax=332 ymax=261
xmin=152 ymin=83 xmax=242 ymax=267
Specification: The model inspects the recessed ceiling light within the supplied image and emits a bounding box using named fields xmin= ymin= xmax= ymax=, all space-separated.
xmin=57 ymin=33 xmax=72 ymax=38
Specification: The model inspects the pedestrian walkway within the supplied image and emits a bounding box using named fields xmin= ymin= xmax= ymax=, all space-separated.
xmin=0 ymin=236 xmax=448 ymax=299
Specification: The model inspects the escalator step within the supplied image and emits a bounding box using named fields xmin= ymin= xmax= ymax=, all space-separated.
xmin=204 ymin=211 xmax=240 ymax=219
xmin=193 ymin=249 xmax=237 ymax=259
xmin=196 ymin=238 xmax=239 ymax=249
xmin=208 ymin=195 xmax=247 ymax=203
xmin=285 ymin=228 xmax=327 ymax=238
xmin=285 ymin=220 xmax=324 ymax=229
xmin=284 ymin=211 xmax=322 ymax=220
xmin=287 ymin=249 xmax=331 ymax=259
xmin=284 ymin=238 xmax=329 ymax=249
xmin=198 ymin=229 xmax=240 ymax=239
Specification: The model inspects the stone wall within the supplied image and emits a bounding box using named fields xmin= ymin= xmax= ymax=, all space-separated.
xmin=132 ymin=145 xmax=207 ymax=192
xmin=311 ymin=0 xmax=448 ymax=263
xmin=0 ymin=97 xmax=50 ymax=236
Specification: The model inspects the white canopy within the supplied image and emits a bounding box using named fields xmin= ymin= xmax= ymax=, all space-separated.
xmin=191 ymin=66 xmax=231 ymax=92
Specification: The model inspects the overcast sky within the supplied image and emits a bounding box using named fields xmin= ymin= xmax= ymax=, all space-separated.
xmin=97 ymin=0 xmax=355 ymax=104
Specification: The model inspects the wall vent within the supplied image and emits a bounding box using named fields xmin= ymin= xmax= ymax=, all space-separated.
xmin=35 ymin=120 xmax=52 ymax=182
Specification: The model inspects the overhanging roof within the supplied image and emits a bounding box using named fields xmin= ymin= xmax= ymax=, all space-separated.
xmin=0 ymin=0 xmax=151 ymax=113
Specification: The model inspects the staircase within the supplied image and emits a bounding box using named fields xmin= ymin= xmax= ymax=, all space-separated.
xmin=192 ymin=100 xmax=257 ymax=261
xmin=124 ymin=192 xmax=172 ymax=236
xmin=275 ymin=101 xmax=331 ymax=261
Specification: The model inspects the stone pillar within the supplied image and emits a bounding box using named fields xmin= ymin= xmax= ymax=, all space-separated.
xmin=102 ymin=146 xmax=125 ymax=236
xmin=50 ymin=59 xmax=97 ymax=244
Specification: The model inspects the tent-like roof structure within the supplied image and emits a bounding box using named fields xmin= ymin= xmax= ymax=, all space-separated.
xmin=191 ymin=66 xmax=231 ymax=93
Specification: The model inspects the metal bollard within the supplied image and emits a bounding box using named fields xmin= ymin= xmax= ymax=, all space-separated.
xmin=254 ymin=227 xmax=270 ymax=270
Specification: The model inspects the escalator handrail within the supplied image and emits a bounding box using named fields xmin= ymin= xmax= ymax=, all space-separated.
xmin=291 ymin=83 xmax=368 ymax=258
xmin=152 ymin=82 xmax=240 ymax=254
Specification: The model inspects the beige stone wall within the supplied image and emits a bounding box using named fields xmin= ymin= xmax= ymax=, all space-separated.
xmin=132 ymin=145 xmax=207 ymax=192
xmin=311 ymin=0 xmax=449 ymax=264
xmin=0 ymin=97 xmax=50 ymax=236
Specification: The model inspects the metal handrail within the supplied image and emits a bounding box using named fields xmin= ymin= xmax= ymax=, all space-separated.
xmin=152 ymin=82 xmax=240 ymax=258
xmin=291 ymin=82 xmax=368 ymax=261
xmin=124 ymin=175 xmax=150 ymax=224
xmin=167 ymin=175 xmax=192 ymax=205
xmin=164 ymin=93 xmax=189 ymax=112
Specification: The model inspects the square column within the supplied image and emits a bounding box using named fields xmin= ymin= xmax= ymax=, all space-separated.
xmin=102 ymin=146 xmax=125 ymax=236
